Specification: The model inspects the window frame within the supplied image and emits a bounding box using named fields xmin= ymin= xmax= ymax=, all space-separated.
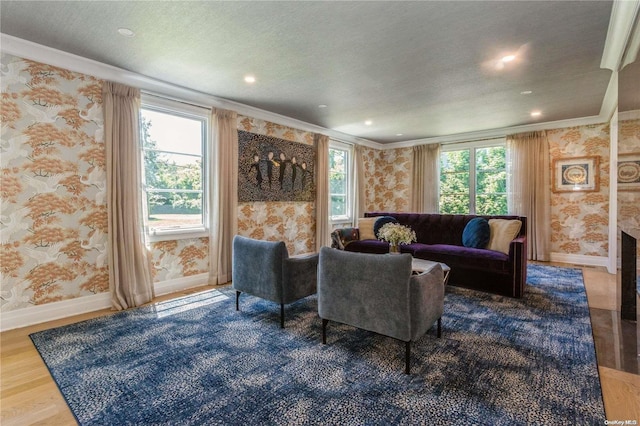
xmin=328 ymin=140 xmax=355 ymax=225
xmin=439 ymin=138 xmax=507 ymax=215
xmin=140 ymin=95 xmax=210 ymax=242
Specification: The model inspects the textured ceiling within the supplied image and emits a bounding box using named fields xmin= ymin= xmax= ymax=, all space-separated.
xmin=0 ymin=1 xmax=615 ymax=143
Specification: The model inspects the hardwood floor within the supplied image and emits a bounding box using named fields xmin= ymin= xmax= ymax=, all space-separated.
xmin=1 ymin=265 xmax=638 ymax=424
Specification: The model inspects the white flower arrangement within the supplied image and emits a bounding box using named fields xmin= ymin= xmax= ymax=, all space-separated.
xmin=377 ymin=222 xmax=416 ymax=245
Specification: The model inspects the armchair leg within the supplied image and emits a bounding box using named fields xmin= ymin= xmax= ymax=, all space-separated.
xmin=322 ymin=319 xmax=328 ymax=344
xmin=235 ymin=291 xmax=240 ymax=311
xmin=280 ymin=303 xmax=285 ymax=328
xmin=405 ymin=341 xmax=411 ymax=375
xmin=437 ymin=317 xmax=442 ymax=338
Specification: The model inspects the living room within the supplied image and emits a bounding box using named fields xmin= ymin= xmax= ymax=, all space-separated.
xmin=1 ymin=1 xmax=639 ymax=424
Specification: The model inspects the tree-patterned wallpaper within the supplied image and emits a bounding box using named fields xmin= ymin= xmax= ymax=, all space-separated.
xmin=1 ymin=53 xmax=108 ymax=310
xmin=617 ymin=118 xmax=640 ymax=253
xmin=548 ymin=123 xmax=611 ymax=257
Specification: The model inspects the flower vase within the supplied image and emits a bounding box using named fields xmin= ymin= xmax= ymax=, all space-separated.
xmin=389 ymin=243 xmax=400 ymax=254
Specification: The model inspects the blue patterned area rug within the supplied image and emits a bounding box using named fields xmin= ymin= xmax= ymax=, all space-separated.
xmin=30 ymin=264 xmax=604 ymax=425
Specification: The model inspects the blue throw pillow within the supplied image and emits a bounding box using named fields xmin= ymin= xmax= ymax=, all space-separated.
xmin=462 ymin=217 xmax=490 ymax=249
xmin=373 ymin=216 xmax=399 ymax=238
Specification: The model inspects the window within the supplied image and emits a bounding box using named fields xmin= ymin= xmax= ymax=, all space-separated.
xmin=439 ymin=142 xmax=507 ymax=215
xmin=329 ymin=142 xmax=353 ymax=223
xmin=140 ymin=98 xmax=208 ymax=239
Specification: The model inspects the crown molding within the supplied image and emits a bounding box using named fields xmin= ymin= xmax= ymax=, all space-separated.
xmin=599 ymin=71 xmax=618 ymax=121
xmin=600 ymin=0 xmax=640 ymax=71
xmin=385 ymin=114 xmax=608 ymax=149
xmin=0 ymin=33 xmax=377 ymax=149
xmin=620 ymin=109 xmax=640 ymax=120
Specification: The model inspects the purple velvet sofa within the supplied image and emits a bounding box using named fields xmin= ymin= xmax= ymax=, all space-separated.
xmin=332 ymin=212 xmax=527 ymax=298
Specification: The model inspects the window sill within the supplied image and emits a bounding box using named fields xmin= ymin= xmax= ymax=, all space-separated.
xmin=147 ymin=227 xmax=208 ymax=243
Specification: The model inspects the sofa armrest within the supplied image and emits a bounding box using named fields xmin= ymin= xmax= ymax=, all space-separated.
xmin=330 ymin=227 xmax=360 ymax=250
xmin=509 ymin=236 xmax=527 ymax=298
xmin=409 ymin=264 xmax=444 ymax=341
xmin=283 ymin=253 xmax=319 ymax=302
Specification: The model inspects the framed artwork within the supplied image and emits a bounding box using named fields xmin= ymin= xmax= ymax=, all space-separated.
xmin=617 ymin=153 xmax=640 ymax=191
xmin=552 ymin=156 xmax=599 ymax=193
xmin=237 ymin=130 xmax=316 ymax=202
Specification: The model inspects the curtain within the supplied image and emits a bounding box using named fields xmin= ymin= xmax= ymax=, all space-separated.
xmin=315 ymin=134 xmax=330 ymax=251
xmin=506 ymin=131 xmax=551 ymax=261
xmin=103 ymin=81 xmax=154 ymax=310
xmin=353 ymin=144 xmax=366 ymax=220
xmin=209 ymin=108 xmax=238 ymax=285
xmin=411 ymin=143 xmax=441 ymax=213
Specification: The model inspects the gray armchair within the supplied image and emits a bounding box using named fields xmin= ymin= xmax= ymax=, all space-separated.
xmin=318 ymin=247 xmax=444 ymax=374
xmin=232 ymin=235 xmax=318 ymax=328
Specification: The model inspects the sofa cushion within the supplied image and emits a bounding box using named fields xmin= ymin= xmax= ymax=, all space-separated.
xmin=462 ymin=217 xmax=490 ymax=248
xmin=373 ymin=216 xmax=398 ymax=238
xmin=414 ymin=244 xmax=510 ymax=273
xmin=358 ymin=217 xmax=377 ymax=240
xmin=487 ymin=219 xmax=522 ymax=254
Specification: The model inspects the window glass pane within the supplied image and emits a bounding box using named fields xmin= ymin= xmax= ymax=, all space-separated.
xmin=330 ymin=173 xmax=346 ymax=193
xmin=330 ymin=195 xmax=346 ymax=217
xmin=439 ymin=194 xmax=469 ymax=214
xmin=141 ymin=104 xmax=206 ymax=233
xmin=146 ymin=191 xmax=203 ymax=228
xmin=329 ymin=146 xmax=351 ymax=220
xmin=476 ymin=146 xmax=507 ymax=214
xmin=142 ymin=110 xmax=202 ymax=155
xmin=476 ymin=194 xmax=508 ymax=215
xmin=440 ymin=171 xmax=470 ymax=194
xmin=441 ymin=150 xmax=469 ymax=173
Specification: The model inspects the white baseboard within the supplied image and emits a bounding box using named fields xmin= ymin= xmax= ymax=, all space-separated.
xmin=0 ymin=273 xmax=212 ymax=332
xmin=549 ymin=252 xmax=610 ymax=268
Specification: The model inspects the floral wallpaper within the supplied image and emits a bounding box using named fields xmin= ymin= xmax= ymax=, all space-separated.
xmin=361 ymin=146 xmax=412 ymax=213
xmin=1 ymin=53 xmax=108 ymax=311
xmin=237 ymin=115 xmax=316 ymax=255
xmin=548 ymin=123 xmax=611 ymax=257
xmin=617 ymin=118 xmax=640 ymax=257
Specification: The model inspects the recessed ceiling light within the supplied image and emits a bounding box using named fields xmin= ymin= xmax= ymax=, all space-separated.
xmin=244 ymin=75 xmax=256 ymax=84
xmin=117 ymin=28 xmax=135 ymax=37
xmin=531 ymin=110 xmax=542 ymax=117
xmin=364 ymin=120 xmax=373 ymax=126
xmin=396 ymin=133 xmax=403 ymax=136
xmin=501 ymin=55 xmax=516 ymax=63
xmin=520 ymin=90 xmax=532 ymax=95
xmin=318 ymin=104 xmax=328 ymax=108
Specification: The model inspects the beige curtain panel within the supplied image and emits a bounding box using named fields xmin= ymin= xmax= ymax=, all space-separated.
xmin=411 ymin=143 xmax=441 ymax=213
xmin=507 ymin=130 xmax=551 ymax=261
xmin=315 ymin=134 xmax=330 ymax=251
xmin=103 ymin=81 xmax=154 ymax=310
xmin=209 ymin=108 xmax=238 ymax=285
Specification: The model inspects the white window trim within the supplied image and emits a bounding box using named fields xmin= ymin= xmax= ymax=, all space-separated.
xmin=329 ymin=140 xmax=355 ymax=225
xmin=440 ymin=138 xmax=506 ymax=215
xmin=141 ymin=95 xmax=210 ymax=242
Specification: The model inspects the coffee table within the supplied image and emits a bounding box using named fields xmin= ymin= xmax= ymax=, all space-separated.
xmin=411 ymin=258 xmax=451 ymax=286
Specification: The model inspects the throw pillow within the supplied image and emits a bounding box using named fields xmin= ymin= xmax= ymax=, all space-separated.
xmin=487 ymin=219 xmax=522 ymax=255
xmin=358 ymin=217 xmax=377 ymax=240
xmin=462 ymin=217 xmax=490 ymax=249
xmin=373 ymin=216 xmax=399 ymax=238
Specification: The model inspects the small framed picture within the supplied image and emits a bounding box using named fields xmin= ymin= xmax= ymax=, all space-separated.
xmin=552 ymin=156 xmax=599 ymax=193
xmin=617 ymin=153 xmax=640 ymax=191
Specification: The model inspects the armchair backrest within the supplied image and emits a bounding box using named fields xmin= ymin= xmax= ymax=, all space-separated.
xmin=318 ymin=247 xmax=414 ymax=341
xmin=232 ymin=235 xmax=288 ymax=302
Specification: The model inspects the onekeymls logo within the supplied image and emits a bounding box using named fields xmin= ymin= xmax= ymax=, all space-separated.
xmin=604 ymin=421 xmax=638 ymax=425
